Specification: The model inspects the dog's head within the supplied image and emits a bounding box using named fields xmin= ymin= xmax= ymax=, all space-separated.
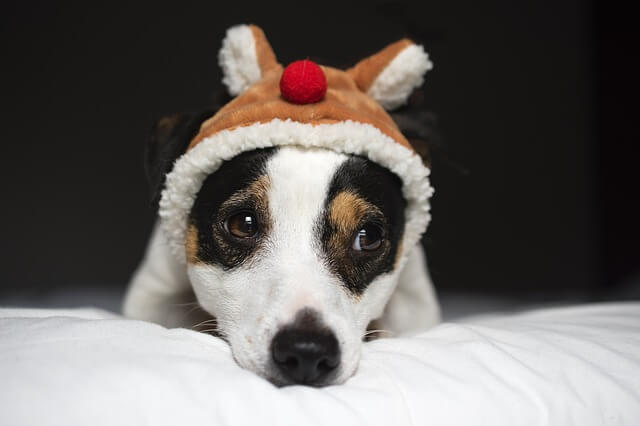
xmin=146 ymin=25 xmax=436 ymax=386
xmin=189 ymin=144 xmax=407 ymax=386
xmin=147 ymin=120 xmax=433 ymax=386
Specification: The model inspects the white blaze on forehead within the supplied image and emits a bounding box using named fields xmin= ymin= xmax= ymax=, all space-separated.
xmin=266 ymin=147 xmax=347 ymax=235
xmin=260 ymin=146 xmax=389 ymax=383
xmin=264 ymin=147 xmax=348 ymax=314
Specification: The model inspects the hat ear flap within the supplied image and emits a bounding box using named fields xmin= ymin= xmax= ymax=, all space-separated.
xmin=348 ymin=39 xmax=432 ymax=110
xmin=218 ymin=24 xmax=280 ymax=97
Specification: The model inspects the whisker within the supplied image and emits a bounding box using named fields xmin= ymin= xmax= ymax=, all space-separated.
xmin=192 ymin=318 xmax=218 ymax=330
xmin=365 ymin=331 xmax=393 ymax=336
xmin=363 ymin=329 xmax=394 ymax=340
xmin=199 ymin=327 xmax=227 ymax=339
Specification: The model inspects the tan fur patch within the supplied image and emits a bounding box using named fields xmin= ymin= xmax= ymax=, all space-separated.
xmin=325 ymin=191 xmax=387 ymax=300
xmin=329 ymin=191 xmax=379 ymax=235
xmin=197 ymin=174 xmax=272 ymax=268
xmin=394 ymin=239 xmax=404 ymax=269
xmin=247 ymin=175 xmax=271 ymax=220
xmin=220 ymin=175 xmax=272 ymax=236
xmin=185 ymin=223 xmax=200 ymax=264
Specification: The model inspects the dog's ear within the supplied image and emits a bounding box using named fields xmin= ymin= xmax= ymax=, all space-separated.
xmin=145 ymin=109 xmax=216 ymax=205
xmin=390 ymin=89 xmax=440 ymax=168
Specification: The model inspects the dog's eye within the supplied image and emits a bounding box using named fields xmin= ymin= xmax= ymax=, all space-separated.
xmin=352 ymin=223 xmax=384 ymax=251
xmin=225 ymin=211 xmax=258 ymax=239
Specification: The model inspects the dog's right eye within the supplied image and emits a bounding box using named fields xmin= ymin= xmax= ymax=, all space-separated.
xmin=225 ymin=211 xmax=259 ymax=239
xmin=352 ymin=222 xmax=384 ymax=252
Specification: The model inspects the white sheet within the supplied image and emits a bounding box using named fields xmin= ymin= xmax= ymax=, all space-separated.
xmin=1 ymin=303 xmax=639 ymax=425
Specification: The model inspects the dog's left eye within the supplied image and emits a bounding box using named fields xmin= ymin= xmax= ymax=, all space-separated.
xmin=225 ymin=211 xmax=259 ymax=239
xmin=352 ymin=223 xmax=384 ymax=251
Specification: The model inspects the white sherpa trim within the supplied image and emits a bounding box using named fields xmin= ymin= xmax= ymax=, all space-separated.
xmin=367 ymin=44 xmax=433 ymax=110
xmin=218 ymin=25 xmax=261 ymax=96
xmin=159 ymin=119 xmax=433 ymax=265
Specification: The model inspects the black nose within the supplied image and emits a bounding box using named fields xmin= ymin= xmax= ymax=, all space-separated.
xmin=271 ymin=325 xmax=340 ymax=386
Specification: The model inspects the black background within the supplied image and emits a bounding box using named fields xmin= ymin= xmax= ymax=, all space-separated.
xmin=0 ymin=1 xmax=637 ymax=300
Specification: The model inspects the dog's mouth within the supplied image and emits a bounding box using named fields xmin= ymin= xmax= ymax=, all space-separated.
xmin=187 ymin=298 xmax=360 ymax=386
xmin=206 ymin=307 xmax=358 ymax=387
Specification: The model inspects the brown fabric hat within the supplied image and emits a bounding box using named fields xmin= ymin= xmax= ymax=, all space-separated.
xmin=159 ymin=24 xmax=434 ymax=265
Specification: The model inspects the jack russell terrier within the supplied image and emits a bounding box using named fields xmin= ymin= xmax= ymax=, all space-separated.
xmin=124 ymin=24 xmax=440 ymax=387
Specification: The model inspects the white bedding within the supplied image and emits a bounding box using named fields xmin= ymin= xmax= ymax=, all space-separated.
xmin=1 ymin=303 xmax=639 ymax=425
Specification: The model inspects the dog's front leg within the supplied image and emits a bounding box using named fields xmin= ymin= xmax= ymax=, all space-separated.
xmin=377 ymin=244 xmax=441 ymax=335
xmin=123 ymin=221 xmax=193 ymax=327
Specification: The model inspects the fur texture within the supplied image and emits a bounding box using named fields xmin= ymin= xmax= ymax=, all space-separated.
xmin=183 ymin=146 xmax=434 ymax=385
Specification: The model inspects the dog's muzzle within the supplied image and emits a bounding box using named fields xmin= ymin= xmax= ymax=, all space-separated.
xmin=270 ymin=308 xmax=340 ymax=386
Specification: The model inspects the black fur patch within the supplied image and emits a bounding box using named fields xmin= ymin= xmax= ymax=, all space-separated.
xmin=145 ymin=109 xmax=216 ymax=205
xmin=318 ymin=156 xmax=406 ymax=296
xmin=145 ymin=91 xmax=232 ymax=206
xmin=189 ymin=148 xmax=277 ymax=268
xmin=390 ymin=88 xmax=442 ymax=168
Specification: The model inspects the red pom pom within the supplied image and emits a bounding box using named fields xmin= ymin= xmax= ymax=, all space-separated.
xmin=279 ymin=60 xmax=327 ymax=104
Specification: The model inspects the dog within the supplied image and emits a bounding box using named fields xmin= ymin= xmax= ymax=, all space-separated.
xmin=123 ymin=25 xmax=440 ymax=387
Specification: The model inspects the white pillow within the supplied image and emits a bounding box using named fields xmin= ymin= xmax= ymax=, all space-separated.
xmin=1 ymin=303 xmax=639 ymax=426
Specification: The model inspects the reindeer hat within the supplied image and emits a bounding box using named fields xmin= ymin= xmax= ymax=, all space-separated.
xmin=160 ymin=24 xmax=434 ymax=263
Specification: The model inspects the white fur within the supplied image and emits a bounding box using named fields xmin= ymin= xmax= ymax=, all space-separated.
xmin=123 ymin=221 xmax=192 ymax=327
xmin=125 ymin=146 xmax=440 ymax=385
xmin=188 ymin=148 xmax=359 ymax=383
xmin=158 ymin=119 xmax=433 ymax=272
xmin=184 ymin=147 xmax=432 ymax=384
xmin=375 ymin=244 xmax=440 ymax=334
xmin=218 ymin=25 xmax=262 ymax=96
xmin=367 ymin=44 xmax=433 ymax=110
